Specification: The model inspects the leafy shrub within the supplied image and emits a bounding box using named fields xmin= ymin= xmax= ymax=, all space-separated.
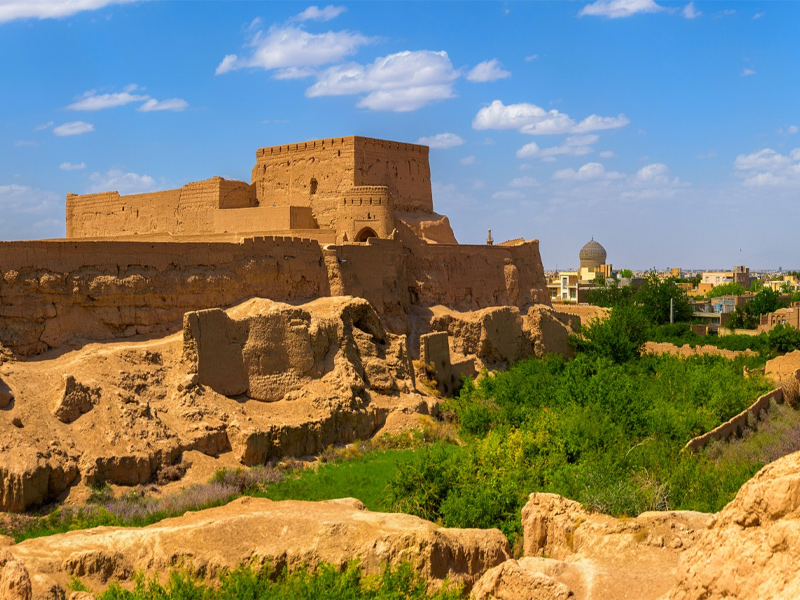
xmin=382 ymin=352 xmax=772 ymax=544
xmin=97 ymin=560 xmax=464 ymax=600
xmin=571 ymin=304 xmax=649 ymax=363
xmin=768 ymin=324 xmax=800 ymax=353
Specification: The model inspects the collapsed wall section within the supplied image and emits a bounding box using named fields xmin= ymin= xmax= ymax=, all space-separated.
xmin=0 ymin=237 xmax=329 ymax=355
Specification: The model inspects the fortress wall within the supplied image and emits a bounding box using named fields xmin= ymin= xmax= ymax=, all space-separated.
xmin=323 ymin=239 xmax=409 ymax=324
xmin=253 ymin=137 xmax=356 ymax=208
xmin=0 ymin=237 xmax=329 ymax=355
xmin=66 ymin=188 xmax=183 ymax=238
xmin=404 ymin=237 xmax=551 ymax=311
xmin=353 ymin=137 xmax=432 ymax=213
xmin=252 ymin=136 xmax=433 ymax=215
xmin=211 ymin=206 xmax=317 ymax=234
xmin=65 ymin=178 xmax=254 ymax=239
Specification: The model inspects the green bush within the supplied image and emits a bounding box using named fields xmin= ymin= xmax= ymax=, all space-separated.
xmin=97 ymin=561 xmax=464 ymax=600
xmin=382 ymin=352 xmax=771 ymax=544
xmin=768 ymin=324 xmax=800 ymax=353
xmin=571 ymin=304 xmax=649 ymax=363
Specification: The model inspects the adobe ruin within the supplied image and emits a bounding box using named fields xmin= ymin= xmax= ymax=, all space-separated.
xmin=1 ymin=136 xmax=551 ymax=356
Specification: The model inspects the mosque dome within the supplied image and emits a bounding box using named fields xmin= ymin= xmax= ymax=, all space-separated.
xmin=579 ymin=239 xmax=607 ymax=270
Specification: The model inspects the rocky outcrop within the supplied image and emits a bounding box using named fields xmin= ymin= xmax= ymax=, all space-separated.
xmin=471 ymin=493 xmax=711 ymax=600
xmin=670 ymin=450 xmax=800 ymax=599
xmin=0 ymin=448 xmax=79 ymax=513
xmin=470 ymin=559 xmax=572 ymax=600
xmin=8 ymin=497 xmax=510 ymax=598
xmin=52 ymin=375 xmax=101 ymax=424
xmin=0 ymin=548 xmax=32 ymax=600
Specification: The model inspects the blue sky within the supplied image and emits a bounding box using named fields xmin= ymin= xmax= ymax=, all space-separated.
xmin=1 ymin=0 xmax=798 ymax=270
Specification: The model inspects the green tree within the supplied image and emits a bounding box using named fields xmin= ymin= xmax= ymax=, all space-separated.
xmin=571 ymin=304 xmax=650 ymax=363
xmin=749 ymin=287 xmax=785 ymax=315
xmin=706 ymin=282 xmax=746 ymax=298
xmin=636 ymin=271 xmax=693 ymax=325
xmin=586 ymin=278 xmax=637 ymax=309
xmin=768 ymin=324 xmax=800 ymax=353
xmin=619 ymin=268 xmax=634 ymax=278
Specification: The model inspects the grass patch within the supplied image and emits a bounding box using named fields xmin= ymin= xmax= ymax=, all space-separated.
xmin=264 ymin=449 xmax=419 ymax=511
xmin=97 ymin=560 xmax=465 ymax=600
xmin=706 ymin=401 xmax=800 ymax=467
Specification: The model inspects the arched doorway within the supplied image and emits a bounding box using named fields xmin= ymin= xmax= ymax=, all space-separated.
xmin=354 ymin=227 xmax=378 ymax=243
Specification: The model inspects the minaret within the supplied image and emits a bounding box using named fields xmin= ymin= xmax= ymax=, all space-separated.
xmin=487 ymin=228 xmax=493 ymax=246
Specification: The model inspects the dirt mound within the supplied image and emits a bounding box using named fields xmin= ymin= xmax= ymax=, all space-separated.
xmin=670 ymin=449 xmax=800 ymax=599
xmin=0 ymin=296 xmax=434 ymax=512
xmin=8 ymin=497 xmax=510 ymax=599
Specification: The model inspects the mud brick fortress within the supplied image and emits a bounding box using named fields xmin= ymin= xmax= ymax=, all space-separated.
xmin=0 ymin=136 xmax=550 ymax=355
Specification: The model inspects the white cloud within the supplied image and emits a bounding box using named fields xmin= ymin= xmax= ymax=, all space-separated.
xmin=216 ymin=54 xmax=238 ymax=75
xmin=734 ymin=148 xmax=790 ymax=171
xmin=789 ymin=125 xmax=799 ymax=135
xmin=683 ymin=2 xmax=701 ymax=19
xmin=635 ymin=163 xmax=670 ymax=182
xmin=13 ymin=140 xmax=38 ymax=147
xmin=67 ymin=84 xmax=187 ymax=113
xmin=492 ymin=190 xmax=525 ymax=200
xmin=460 ymin=155 xmax=476 ymax=165
xmin=307 ymin=50 xmax=458 ymax=111
xmin=473 ymin=100 xmax=629 ymax=135
xmin=0 ymin=0 xmax=133 ymax=23
xmin=0 ymin=184 xmax=64 ymax=240
xmin=293 ymin=5 xmax=346 ymax=22
xmin=34 ymin=121 xmax=54 ymax=131
xmin=742 ymin=68 xmax=756 ymax=76
xmin=416 ymin=133 xmax=465 ymax=149
xmin=215 ymin=24 xmax=371 ymax=76
xmin=67 ymin=85 xmax=149 ymax=110
xmin=549 ymin=161 xmax=685 ymax=202
xmin=59 ymin=162 xmax=86 ymax=171
xmin=753 ymin=12 xmax=765 ymax=19
xmin=88 ymin=168 xmax=158 ymax=195
xmin=524 ymin=54 xmax=539 ymax=62
xmin=553 ymin=162 xmax=625 ymax=181
xmin=599 ymin=150 xmax=615 ymax=158
xmin=517 ymin=134 xmax=598 ymax=159
xmin=53 ymin=121 xmax=95 ymax=136
xmin=573 ymin=114 xmax=631 ymax=133
xmin=466 ymin=59 xmax=511 ymax=83
xmin=137 ymin=98 xmax=188 ymax=112
xmin=734 ymin=148 xmax=800 ymax=187
xmin=508 ymin=176 xmax=540 ymax=188
xmin=579 ymin=0 xmax=666 ymax=18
